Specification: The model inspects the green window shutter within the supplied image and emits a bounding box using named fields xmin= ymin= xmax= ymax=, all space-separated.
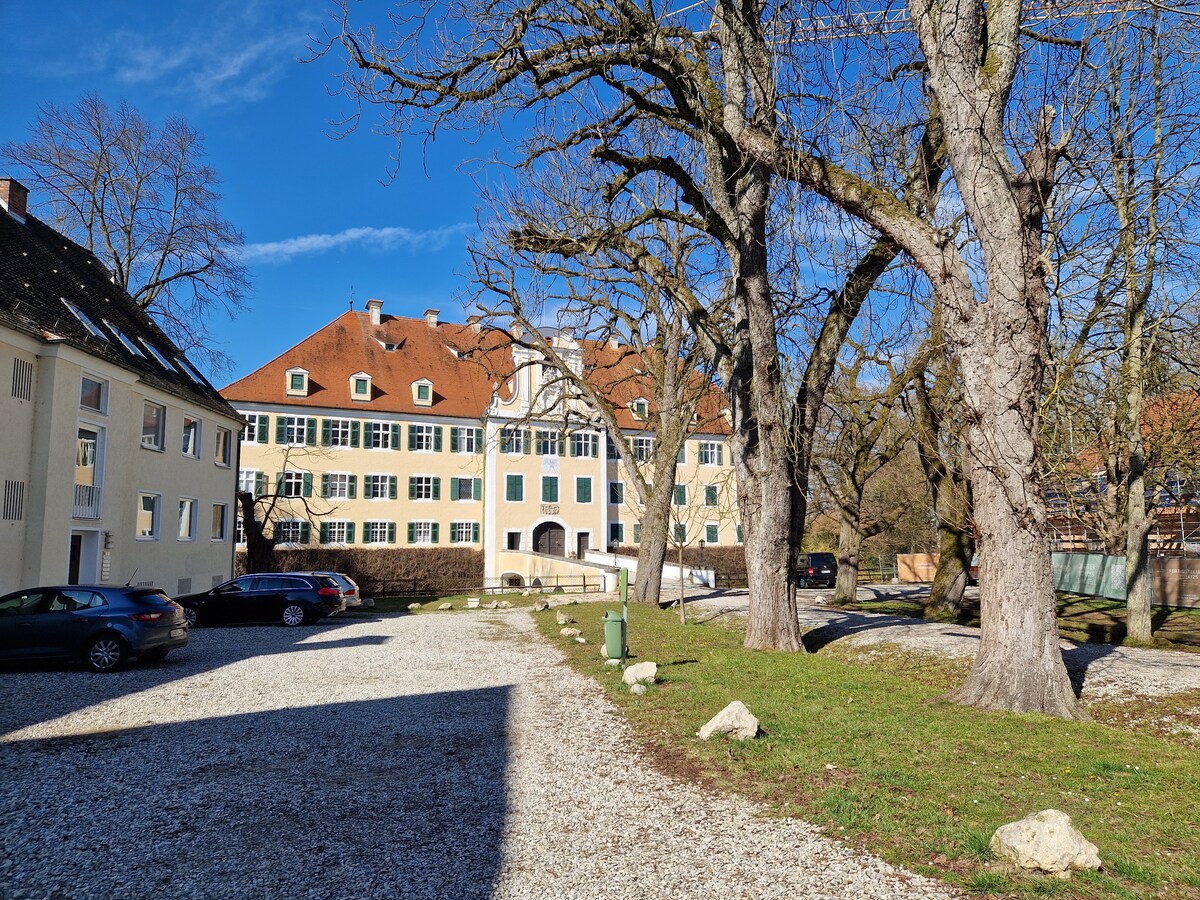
xmin=506 ymin=475 xmax=521 ymax=502
xmin=320 ymin=522 xmax=329 ymax=544
xmin=254 ymin=473 xmax=266 ymax=496
xmin=350 ymin=421 xmax=360 ymax=448
xmin=433 ymin=426 xmax=443 ymax=452
xmin=275 ymin=472 xmax=284 ymax=493
xmin=348 ymin=476 xmax=357 ymax=499
xmin=475 ymin=428 xmax=484 ymax=453
xmin=473 ymin=477 xmax=482 ymax=500
xmin=322 ymin=419 xmax=331 ymax=445
xmin=706 ymin=524 xmax=718 ymax=544
xmin=275 ymin=417 xmax=286 ymax=444
xmin=299 ymin=521 xmax=311 ymax=544
xmin=389 ymin=476 xmax=398 ymax=500
xmin=391 ymin=423 xmax=401 ymax=449
xmin=522 ymin=430 xmax=530 ymax=454
xmin=432 ymin=478 xmax=442 ymax=500
xmin=717 ymin=444 xmax=724 ymax=465
xmin=542 ymin=476 xmax=558 ymax=503
xmin=346 ymin=523 xmax=355 ymax=544
xmin=430 ymin=523 xmax=439 ymax=544
xmin=674 ymin=523 xmax=686 ymax=543
xmin=305 ymin=419 xmax=317 ymax=445
xmin=320 ymin=474 xmax=329 ymax=498
xmin=568 ymin=435 xmax=576 ymax=457
xmin=387 ymin=522 xmax=397 ymax=544
xmin=472 ymin=522 xmax=480 ymax=542
xmin=302 ymin=473 xmax=313 ymax=498
xmin=408 ymin=477 xmax=417 ymax=500
xmin=405 ymin=424 xmax=414 ymax=451
xmin=257 ymin=417 xmax=268 ymax=443
xmin=450 ymin=478 xmax=459 ymax=501
xmin=450 ymin=427 xmax=460 ymax=453
xmin=706 ymin=484 xmax=718 ymax=506
xmin=633 ymin=523 xmax=641 ymax=543
xmin=407 ymin=522 xmax=416 ymax=544
xmin=736 ymin=525 xmax=744 ymax=543
xmin=674 ymin=484 xmax=686 ymax=506
xmin=677 ymin=444 xmax=686 ymax=464
xmin=576 ymin=478 xmax=591 ymax=503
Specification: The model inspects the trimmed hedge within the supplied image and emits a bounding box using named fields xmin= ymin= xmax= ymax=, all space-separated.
xmin=236 ymin=548 xmax=484 ymax=597
xmin=612 ymin=544 xmax=747 ymax=588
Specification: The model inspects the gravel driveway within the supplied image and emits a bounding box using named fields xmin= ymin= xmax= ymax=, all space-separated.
xmin=0 ymin=611 xmax=954 ymax=899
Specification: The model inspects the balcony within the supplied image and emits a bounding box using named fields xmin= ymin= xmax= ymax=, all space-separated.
xmin=73 ymin=483 xmax=102 ymax=519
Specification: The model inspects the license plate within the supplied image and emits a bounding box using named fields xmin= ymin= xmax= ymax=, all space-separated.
xmin=170 ymin=627 xmax=186 ymax=638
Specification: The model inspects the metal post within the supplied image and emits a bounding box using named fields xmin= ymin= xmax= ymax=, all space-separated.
xmin=619 ymin=567 xmax=629 ymax=668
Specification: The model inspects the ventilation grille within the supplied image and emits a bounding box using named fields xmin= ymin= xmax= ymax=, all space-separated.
xmin=11 ymin=358 xmax=32 ymax=400
xmin=137 ymin=580 xmax=155 ymax=587
xmin=211 ymin=574 xmax=224 ymax=588
xmin=177 ymin=577 xmax=192 ymax=595
xmin=3 ymin=480 xmax=24 ymax=520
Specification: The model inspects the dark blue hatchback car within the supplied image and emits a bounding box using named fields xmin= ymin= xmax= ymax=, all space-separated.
xmin=0 ymin=585 xmax=188 ymax=672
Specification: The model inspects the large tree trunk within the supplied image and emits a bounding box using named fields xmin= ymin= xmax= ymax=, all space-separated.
xmin=633 ymin=454 xmax=679 ymax=604
xmin=1124 ymin=480 xmax=1154 ymax=642
xmin=927 ymin=520 xmax=972 ymax=620
xmin=834 ymin=504 xmax=862 ymax=605
xmin=237 ymin=491 xmax=277 ymax=574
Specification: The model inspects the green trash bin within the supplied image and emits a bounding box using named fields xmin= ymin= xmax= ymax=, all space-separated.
xmin=603 ymin=610 xmax=626 ymax=660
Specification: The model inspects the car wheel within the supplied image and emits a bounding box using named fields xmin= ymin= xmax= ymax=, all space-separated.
xmin=798 ymin=577 xmax=809 ymax=590
xmin=182 ymin=606 xmax=199 ymax=627
xmin=281 ymin=604 xmax=307 ymax=627
xmin=141 ymin=648 xmax=169 ymax=663
xmin=85 ymin=635 xmax=128 ymax=672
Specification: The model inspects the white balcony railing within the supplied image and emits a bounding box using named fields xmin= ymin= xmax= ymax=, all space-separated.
xmin=73 ymin=483 xmax=102 ymax=518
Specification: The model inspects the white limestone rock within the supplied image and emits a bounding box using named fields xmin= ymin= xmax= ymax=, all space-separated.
xmin=629 ymin=683 xmax=647 ymax=696
xmin=697 ymin=701 xmax=760 ymax=741
xmin=498 ymin=600 xmax=513 ymax=609
xmin=437 ymin=602 xmax=453 ymax=611
xmin=605 ymin=658 xmax=622 ymax=667
xmin=560 ymin=627 xmax=582 ymax=638
xmin=622 ymin=661 xmax=657 ymax=686
xmin=990 ymin=810 xmax=1101 ymax=878
xmin=575 ymin=637 xmax=587 ymax=644
xmin=533 ymin=600 xmax=550 ymax=612
xmin=407 ymin=603 xmax=422 ymax=612
xmin=556 ymin=611 xmax=575 ymax=625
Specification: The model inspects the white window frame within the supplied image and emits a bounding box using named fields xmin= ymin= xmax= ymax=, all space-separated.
xmin=141 ymin=402 xmax=166 ymax=451
xmin=505 ymin=530 xmax=523 ymax=550
xmin=136 ymin=492 xmax=160 ymax=540
xmin=242 ymin=413 xmax=263 ymax=444
xmin=283 ymin=415 xmax=311 ymax=446
xmin=214 ymin=426 xmax=232 ymax=467
xmin=286 ymin=367 xmax=309 ymax=396
xmin=327 ymin=472 xmax=353 ymax=500
xmin=411 ymin=475 xmax=436 ymax=501
xmin=281 ymin=471 xmax=306 ymax=498
xmin=350 ymin=372 xmax=372 ymax=400
xmin=410 ymin=521 xmax=436 ymax=545
xmin=238 ymin=469 xmax=261 ymax=496
xmin=364 ymin=521 xmax=392 ymax=544
xmin=177 ymin=497 xmax=197 ymax=541
xmin=327 ymin=418 xmax=352 ymax=447
xmin=80 ymin=374 xmax=108 ymax=414
xmin=451 ymin=521 xmax=476 ymax=543
xmin=324 ymin=520 xmax=352 ymax=545
xmin=500 ymin=427 xmax=526 ymax=455
xmin=367 ymin=421 xmax=392 ymax=450
xmin=571 ymin=432 xmax=598 ymax=458
xmin=454 ymin=427 xmax=478 ymax=453
xmin=276 ymin=519 xmax=305 ymax=545
xmin=632 ymin=436 xmax=655 ymax=462
xmin=700 ymin=441 xmax=722 ymax=465
xmin=365 ymin=474 xmax=391 ymax=500
xmin=536 ymin=429 xmax=561 ymax=456
xmin=211 ymin=503 xmax=229 ymax=541
xmin=181 ymin=416 xmax=201 ymax=459
xmin=454 ymin=477 xmax=477 ymax=501
xmin=411 ymin=423 xmax=436 ymax=452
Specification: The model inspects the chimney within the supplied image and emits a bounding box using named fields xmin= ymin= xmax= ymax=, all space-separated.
xmin=0 ymin=178 xmax=28 ymax=222
xmin=559 ymin=327 xmax=574 ymax=341
xmin=466 ymin=315 xmax=482 ymax=333
xmin=424 ymin=308 xmax=439 ymax=328
xmin=608 ymin=335 xmax=620 ymax=351
xmin=366 ymin=298 xmax=383 ymax=326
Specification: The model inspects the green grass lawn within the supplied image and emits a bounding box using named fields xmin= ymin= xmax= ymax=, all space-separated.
xmin=842 ymin=592 xmax=1200 ymax=653
xmin=536 ymin=603 xmax=1200 ymax=899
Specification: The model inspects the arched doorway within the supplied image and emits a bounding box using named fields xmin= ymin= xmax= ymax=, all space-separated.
xmin=533 ymin=521 xmax=566 ymax=556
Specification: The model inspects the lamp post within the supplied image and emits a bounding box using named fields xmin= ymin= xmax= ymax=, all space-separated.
xmin=699 ymin=539 xmax=706 ymax=585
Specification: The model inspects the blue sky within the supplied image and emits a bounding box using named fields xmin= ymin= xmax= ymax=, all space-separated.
xmin=0 ymin=0 xmax=493 ymax=383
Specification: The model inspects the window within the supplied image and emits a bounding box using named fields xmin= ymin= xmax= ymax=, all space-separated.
xmin=450 ymin=521 xmax=480 ymax=544
xmin=177 ymin=498 xmax=197 ymax=541
xmin=705 ymin=524 xmax=719 ymax=544
xmin=677 ymin=443 xmax=687 ymax=465
xmin=673 ymin=523 xmax=686 ymax=543
xmin=324 ymin=473 xmax=356 ymax=500
xmin=632 ymin=436 xmax=655 ymax=462
xmin=364 ymin=521 xmax=396 ymax=544
xmin=505 ymin=474 xmax=524 ymax=502
xmin=408 ymin=423 xmax=440 ymax=452
xmin=141 ymin=402 xmax=165 ymax=450
xmin=632 ymin=398 xmax=649 ymax=419
xmin=80 ymin=376 xmax=106 ymax=413
xmin=214 ymin=427 xmax=232 ymax=466
xmin=238 ymin=469 xmax=263 ymax=497
xmin=609 ymin=482 xmax=625 ymax=505
xmin=416 ymin=383 xmax=431 ymax=402
xmin=63 ymin=299 xmax=106 ymax=340
xmin=633 ymin=523 xmax=642 ymax=543
xmin=136 ymin=493 xmax=160 ymax=539
xmin=286 ymin=368 xmax=309 ymax=395
xmin=571 ymin=432 xmax=599 ymax=458
xmin=279 ymin=471 xmax=311 ymax=498
xmin=106 ymin=321 xmax=145 ymax=359
xmin=351 ymin=373 xmax=371 ymax=399
xmin=279 ymin=415 xmax=315 ymax=446
xmin=506 ymin=531 xmax=523 ymax=550
xmin=325 ymin=418 xmax=354 ymax=447
xmin=409 ymin=475 xmax=440 ymax=501
xmin=576 ymin=477 xmax=593 ymax=504
xmin=235 ymin=517 xmax=246 ymax=544
xmin=736 ymin=524 xmax=744 ymax=544
xmin=181 ymin=417 xmax=200 ymax=458
xmin=408 ymin=521 xmax=438 ymax=544
xmin=500 ymin=427 xmax=528 ymax=455
xmin=542 ymin=476 xmax=559 ymax=503
xmin=451 ymin=477 xmax=481 ymax=501
xmin=211 ymin=503 xmax=228 ymax=541
xmin=700 ymin=441 xmax=724 ymax=466
xmin=673 ymin=484 xmax=687 ymax=506
xmin=365 ymin=474 xmax=397 ymax=500
xmin=536 ymin=429 xmax=562 ymax=456
xmin=450 ymin=426 xmax=481 ymax=453
xmin=609 ymin=522 xmax=624 ymax=545
xmin=367 ymin=421 xmax=397 ymax=450
xmin=276 ymin=519 xmax=309 ymax=544
xmin=320 ymin=521 xmax=355 ymax=545
xmin=705 ymin=484 xmax=719 ymax=507
xmin=242 ymin=413 xmax=267 ymax=444
xmin=141 ymin=339 xmax=176 ymax=371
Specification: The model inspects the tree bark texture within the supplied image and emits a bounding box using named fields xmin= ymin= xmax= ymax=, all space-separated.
xmin=834 ymin=510 xmax=862 ymax=605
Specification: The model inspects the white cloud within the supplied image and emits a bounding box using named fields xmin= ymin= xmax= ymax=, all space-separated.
xmin=241 ymin=224 xmax=476 ymax=264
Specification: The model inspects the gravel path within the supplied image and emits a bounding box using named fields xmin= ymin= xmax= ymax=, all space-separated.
xmin=689 ymin=586 xmax=1200 ymax=700
xmin=0 ymin=611 xmax=955 ymax=899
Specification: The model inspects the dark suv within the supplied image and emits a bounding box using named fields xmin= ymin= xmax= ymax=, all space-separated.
xmin=798 ymin=552 xmax=838 ymax=589
xmin=176 ymin=574 xmax=345 ymax=627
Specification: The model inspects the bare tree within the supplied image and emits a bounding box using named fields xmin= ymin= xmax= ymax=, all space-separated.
xmin=2 ymin=93 xmax=248 ymax=373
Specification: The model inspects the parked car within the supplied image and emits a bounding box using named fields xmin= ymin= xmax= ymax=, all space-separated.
xmin=176 ymin=574 xmax=346 ymax=627
xmin=0 ymin=585 xmax=188 ymax=672
xmin=293 ymin=571 xmax=365 ymax=609
xmin=798 ymin=552 xmax=838 ymax=589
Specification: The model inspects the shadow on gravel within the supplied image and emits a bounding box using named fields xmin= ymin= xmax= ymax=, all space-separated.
xmin=1061 ymin=641 xmax=1121 ymax=697
xmin=800 ymin=613 xmax=925 ymax=652
xmin=0 ymin=687 xmax=511 ymax=900
xmin=0 ymin=615 xmax=373 ymax=735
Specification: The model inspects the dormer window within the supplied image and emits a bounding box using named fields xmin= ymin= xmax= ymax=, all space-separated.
xmin=350 ymin=372 xmax=372 ymax=401
xmin=286 ymin=367 xmax=310 ymax=397
xmin=631 ymin=398 xmax=649 ymax=420
xmin=412 ymin=379 xmax=433 ymax=407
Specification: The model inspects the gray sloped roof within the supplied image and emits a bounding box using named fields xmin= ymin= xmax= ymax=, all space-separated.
xmin=0 ymin=208 xmax=239 ymax=421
